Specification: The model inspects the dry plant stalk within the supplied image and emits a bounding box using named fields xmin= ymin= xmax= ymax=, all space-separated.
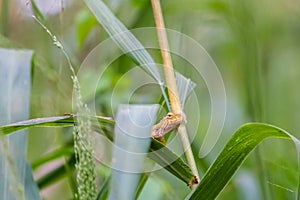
xmin=151 ymin=0 xmax=200 ymax=186
xmin=150 ymin=0 xmax=180 ymax=112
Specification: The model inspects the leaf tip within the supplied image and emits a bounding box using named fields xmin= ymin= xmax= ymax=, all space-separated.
xmin=188 ymin=175 xmax=199 ymax=188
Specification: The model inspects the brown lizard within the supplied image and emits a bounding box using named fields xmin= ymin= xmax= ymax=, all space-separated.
xmin=151 ymin=112 xmax=183 ymax=145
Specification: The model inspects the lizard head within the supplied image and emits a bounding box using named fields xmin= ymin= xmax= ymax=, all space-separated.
xmin=165 ymin=112 xmax=183 ymax=124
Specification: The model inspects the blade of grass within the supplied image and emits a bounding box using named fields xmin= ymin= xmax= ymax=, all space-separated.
xmin=37 ymin=155 xmax=76 ymax=189
xmin=186 ymin=123 xmax=300 ymax=200
xmin=96 ymin=176 xmax=111 ymax=200
xmin=83 ymin=0 xmax=170 ymax=110
xmin=232 ymin=2 xmax=268 ymax=199
xmin=175 ymin=72 xmax=196 ymax=108
xmin=0 ymin=48 xmax=39 ymax=200
xmin=0 ymin=115 xmax=114 ymax=136
xmin=83 ymin=0 xmax=161 ymax=83
xmin=31 ymin=146 xmax=74 ymax=169
xmin=135 ymin=173 xmax=151 ymax=199
xmin=1 ymin=0 xmax=9 ymax=36
xmin=150 ymin=139 xmax=197 ymax=186
xmin=29 ymin=0 xmax=45 ymax=23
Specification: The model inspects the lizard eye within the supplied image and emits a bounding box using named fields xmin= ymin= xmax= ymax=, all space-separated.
xmin=166 ymin=113 xmax=173 ymax=118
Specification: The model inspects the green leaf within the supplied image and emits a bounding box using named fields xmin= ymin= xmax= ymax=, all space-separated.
xmin=0 ymin=48 xmax=40 ymax=200
xmin=37 ymin=155 xmax=76 ymax=189
xmin=83 ymin=0 xmax=162 ymax=83
xmin=0 ymin=115 xmax=114 ymax=136
xmin=83 ymin=0 xmax=173 ymax=110
xmin=75 ymin=10 xmax=97 ymax=48
xmin=150 ymin=139 xmax=197 ymax=186
xmin=96 ymin=176 xmax=110 ymax=200
xmin=131 ymin=0 xmax=149 ymax=8
xmin=30 ymin=0 xmax=45 ymax=22
xmin=31 ymin=147 xmax=74 ymax=169
xmin=135 ymin=173 xmax=150 ymax=199
xmin=186 ymin=123 xmax=300 ymax=200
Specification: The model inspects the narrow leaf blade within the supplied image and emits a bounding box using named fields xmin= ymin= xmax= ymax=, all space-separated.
xmin=150 ymin=139 xmax=197 ymax=186
xmin=186 ymin=123 xmax=300 ymax=200
xmin=83 ymin=0 xmax=162 ymax=83
xmin=0 ymin=115 xmax=114 ymax=136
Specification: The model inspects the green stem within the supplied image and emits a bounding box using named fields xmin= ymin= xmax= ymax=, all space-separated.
xmin=1 ymin=0 xmax=9 ymax=36
xmin=230 ymin=1 xmax=269 ymax=199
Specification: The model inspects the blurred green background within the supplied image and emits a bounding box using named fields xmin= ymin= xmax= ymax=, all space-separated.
xmin=1 ymin=0 xmax=300 ymax=199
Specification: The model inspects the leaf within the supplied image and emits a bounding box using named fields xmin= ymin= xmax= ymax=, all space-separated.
xmin=96 ymin=176 xmax=110 ymax=200
xmin=75 ymin=10 xmax=97 ymax=48
xmin=175 ymin=72 xmax=196 ymax=109
xmin=135 ymin=173 xmax=150 ymax=199
xmin=150 ymin=139 xmax=197 ymax=186
xmin=31 ymin=147 xmax=74 ymax=169
xmin=83 ymin=0 xmax=174 ymax=111
xmin=0 ymin=115 xmax=114 ymax=136
xmin=29 ymin=0 xmax=45 ymax=22
xmin=0 ymin=48 xmax=40 ymax=200
xmin=186 ymin=123 xmax=300 ymax=200
xmin=37 ymin=155 xmax=76 ymax=189
xmin=84 ymin=0 xmax=162 ymax=83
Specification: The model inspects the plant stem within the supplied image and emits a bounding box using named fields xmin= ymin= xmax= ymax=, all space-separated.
xmin=150 ymin=0 xmax=199 ymax=185
xmin=230 ymin=2 xmax=270 ymax=199
xmin=151 ymin=0 xmax=180 ymax=112
xmin=1 ymin=0 xmax=9 ymax=36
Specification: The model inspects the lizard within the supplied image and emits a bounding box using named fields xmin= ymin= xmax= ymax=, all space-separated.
xmin=151 ymin=112 xmax=183 ymax=145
